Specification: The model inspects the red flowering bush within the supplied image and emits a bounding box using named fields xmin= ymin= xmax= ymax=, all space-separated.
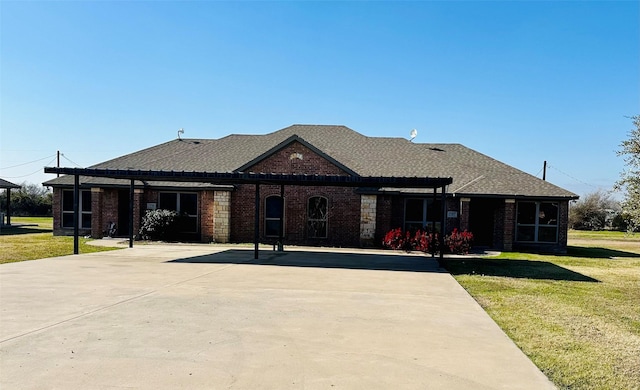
xmin=445 ymin=228 xmax=474 ymax=254
xmin=382 ymin=228 xmax=438 ymax=254
xmin=383 ymin=228 xmax=473 ymax=255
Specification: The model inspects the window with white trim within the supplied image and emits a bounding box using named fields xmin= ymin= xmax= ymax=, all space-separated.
xmin=159 ymin=192 xmax=198 ymax=233
xmin=404 ymin=198 xmax=442 ymax=232
xmin=516 ymin=201 xmax=559 ymax=243
xmin=62 ymin=190 xmax=92 ymax=229
xmin=307 ymin=196 xmax=328 ymax=238
xmin=265 ymin=195 xmax=284 ymax=237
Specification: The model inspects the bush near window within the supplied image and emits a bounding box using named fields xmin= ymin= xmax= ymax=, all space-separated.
xmin=445 ymin=228 xmax=474 ymax=254
xmin=382 ymin=228 xmax=473 ymax=255
xmin=139 ymin=209 xmax=179 ymax=241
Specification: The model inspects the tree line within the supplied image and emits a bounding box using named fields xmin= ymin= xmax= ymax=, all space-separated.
xmin=0 ymin=182 xmax=52 ymax=217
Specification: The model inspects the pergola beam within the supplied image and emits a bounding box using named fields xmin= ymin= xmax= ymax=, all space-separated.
xmin=45 ymin=167 xmax=453 ymax=257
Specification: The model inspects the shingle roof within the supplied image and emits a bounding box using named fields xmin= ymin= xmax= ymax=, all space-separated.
xmin=44 ymin=124 xmax=577 ymax=199
xmin=0 ymin=179 xmax=21 ymax=189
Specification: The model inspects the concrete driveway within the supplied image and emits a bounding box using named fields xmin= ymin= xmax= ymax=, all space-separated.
xmin=0 ymin=245 xmax=555 ymax=389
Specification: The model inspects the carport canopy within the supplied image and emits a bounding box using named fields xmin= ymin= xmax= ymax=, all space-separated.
xmin=44 ymin=167 xmax=453 ymax=259
xmin=0 ymin=178 xmax=21 ymax=226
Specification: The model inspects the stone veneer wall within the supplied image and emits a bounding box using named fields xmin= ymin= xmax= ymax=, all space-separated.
xmin=213 ymin=190 xmax=231 ymax=243
xmin=359 ymin=194 xmax=377 ymax=247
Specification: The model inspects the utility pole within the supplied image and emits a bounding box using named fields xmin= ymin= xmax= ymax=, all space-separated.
xmin=543 ymin=160 xmax=547 ymax=181
xmin=57 ymin=151 xmax=60 ymax=178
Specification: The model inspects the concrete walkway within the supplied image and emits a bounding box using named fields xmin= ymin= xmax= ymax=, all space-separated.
xmin=0 ymin=246 xmax=555 ymax=389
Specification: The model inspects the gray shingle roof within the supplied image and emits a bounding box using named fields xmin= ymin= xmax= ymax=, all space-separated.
xmin=44 ymin=124 xmax=577 ymax=199
xmin=0 ymin=179 xmax=21 ymax=189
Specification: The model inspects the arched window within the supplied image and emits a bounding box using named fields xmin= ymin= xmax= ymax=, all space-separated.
xmin=307 ymin=196 xmax=328 ymax=238
xmin=265 ymin=195 xmax=284 ymax=237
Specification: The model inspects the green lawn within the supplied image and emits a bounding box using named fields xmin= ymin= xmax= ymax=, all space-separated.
xmin=443 ymin=231 xmax=640 ymax=390
xmin=0 ymin=216 xmax=121 ymax=264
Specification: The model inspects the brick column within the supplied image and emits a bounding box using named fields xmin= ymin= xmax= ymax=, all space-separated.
xmin=200 ymin=190 xmax=215 ymax=242
xmin=213 ymin=190 xmax=231 ymax=243
xmin=503 ymin=199 xmax=516 ymax=251
xmin=91 ymin=188 xmax=104 ymax=238
xmin=133 ymin=189 xmax=144 ymax=239
xmin=359 ymin=194 xmax=377 ymax=247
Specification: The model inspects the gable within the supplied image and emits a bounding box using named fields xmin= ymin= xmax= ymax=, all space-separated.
xmin=243 ymin=140 xmax=352 ymax=176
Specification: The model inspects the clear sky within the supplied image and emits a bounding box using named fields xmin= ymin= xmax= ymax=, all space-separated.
xmin=1 ymin=1 xmax=638 ymax=199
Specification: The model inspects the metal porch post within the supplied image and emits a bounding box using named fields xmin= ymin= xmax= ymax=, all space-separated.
xmin=6 ymin=188 xmax=11 ymax=226
xmin=129 ymin=179 xmax=134 ymax=248
xmin=278 ymin=184 xmax=284 ymax=251
xmin=254 ymin=183 xmax=260 ymax=259
xmin=73 ymin=174 xmax=79 ymax=255
xmin=440 ymin=185 xmax=447 ymax=262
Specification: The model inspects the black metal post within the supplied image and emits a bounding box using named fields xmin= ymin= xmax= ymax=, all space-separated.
xmin=278 ymin=184 xmax=284 ymax=251
xmin=6 ymin=188 xmax=11 ymax=226
xmin=254 ymin=183 xmax=260 ymax=260
xmin=129 ymin=179 xmax=134 ymax=248
xmin=73 ymin=174 xmax=79 ymax=255
xmin=440 ymin=185 xmax=447 ymax=262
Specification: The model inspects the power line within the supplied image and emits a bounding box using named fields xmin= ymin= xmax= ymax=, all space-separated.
xmin=547 ymin=163 xmax=600 ymax=189
xmin=0 ymin=154 xmax=57 ymax=170
xmin=60 ymin=154 xmax=83 ymax=168
xmin=2 ymin=157 xmax=57 ymax=179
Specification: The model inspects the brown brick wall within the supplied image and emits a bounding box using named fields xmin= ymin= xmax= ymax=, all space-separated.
xmin=229 ymin=142 xmax=361 ymax=246
xmin=247 ymin=141 xmax=350 ymax=176
xmin=230 ymin=184 xmax=361 ymax=247
xmin=200 ymin=190 xmax=214 ymax=242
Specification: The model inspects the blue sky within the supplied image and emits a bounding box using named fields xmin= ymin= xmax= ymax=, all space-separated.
xmin=1 ymin=1 xmax=638 ymax=199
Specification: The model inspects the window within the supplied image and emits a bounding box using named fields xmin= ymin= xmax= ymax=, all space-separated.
xmin=516 ymin=201 xmax=559 ymax=243
xmin=62 ymin=190 xmax=92 ymax=229
xmin=159 ymin=192 xmax=198 ymax=233
xmin=404 ymin=198 xmax=442 ymax=232
xmin=307 ymin=196 xmax=328 ymax=238
xmin=265 ymin=195 xmax=284 ymax=237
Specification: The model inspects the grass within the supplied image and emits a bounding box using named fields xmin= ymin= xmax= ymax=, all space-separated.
xmin=0 ymin=216 xmax=121 ymax=264
xmin=443 ymin=231 xmax=640 ymax=390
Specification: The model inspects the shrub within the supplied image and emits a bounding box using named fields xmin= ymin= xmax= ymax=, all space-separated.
xmin=445 ymin=228 xmax=474 ymax=254
xmin=382 ymin=228 xmax=439 ymax=254
xmin=139 ymin=209 xmax=179 ymax=241
xmin=382 ymin=228 xmax=473 ymax=255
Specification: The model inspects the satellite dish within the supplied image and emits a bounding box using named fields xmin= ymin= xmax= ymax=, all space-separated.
xmin=410 ymin=128 xmax=418 ymax=142
xmin=178 ymin=128 xmax=185 ymax=140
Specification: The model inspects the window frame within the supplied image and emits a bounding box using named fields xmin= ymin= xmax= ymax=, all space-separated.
xmin=61 ymin=189 xmax=92 ymax=229
xmin=515 ymin=201 xmax=559 ymax=243
xmin=158 ymin=191 xmax=199 ymax=233
xmin=307 ymin=196 xmax=328 ymax=239
xmin=264 ymin=195 xmax=285 ymax=237
xmin=403 ymin=198 xmax=441 ymax=232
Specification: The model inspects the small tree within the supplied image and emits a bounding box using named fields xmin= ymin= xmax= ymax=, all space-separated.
xmin=569 ymin=190 xmax=619 ymax=230
xmin=615 ymin=115 xmax=640 ymax=233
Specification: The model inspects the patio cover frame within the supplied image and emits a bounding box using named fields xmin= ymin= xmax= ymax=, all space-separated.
xmin=45 ymin=167 xmax=453 ymax=259
xmin=0 ymin=179 xmax=21 ymax=226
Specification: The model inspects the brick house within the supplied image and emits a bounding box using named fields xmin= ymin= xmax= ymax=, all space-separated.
xmin=44 ymin=125 xmax=578 ymax=252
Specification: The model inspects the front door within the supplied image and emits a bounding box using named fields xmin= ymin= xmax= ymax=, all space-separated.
xmin=469 ymin=198 xmax=500 ymax=248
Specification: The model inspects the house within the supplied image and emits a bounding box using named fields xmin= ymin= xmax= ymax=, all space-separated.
xmin=44 ymin=124 xmax=578 ymax=252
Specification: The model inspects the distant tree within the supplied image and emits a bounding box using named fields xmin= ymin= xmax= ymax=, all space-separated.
xmin=615 ymin=115 xmax=640 ymax=233
xmin=569 ymin=190 xmax=620 ymax=231
xmin=0 ymin=182 xmax=52 ymax=216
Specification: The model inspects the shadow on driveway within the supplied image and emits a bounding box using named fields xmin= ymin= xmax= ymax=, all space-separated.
xmin=169 ymin=249 xmax=445 ymax=273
